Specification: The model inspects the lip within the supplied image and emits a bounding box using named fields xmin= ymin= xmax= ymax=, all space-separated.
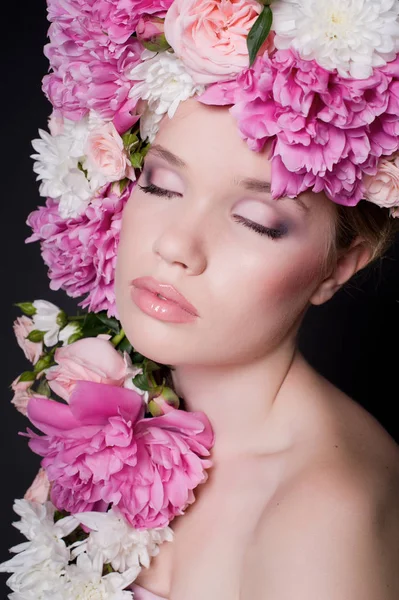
xmin=130 ymin=276 xmax=199 ymax=323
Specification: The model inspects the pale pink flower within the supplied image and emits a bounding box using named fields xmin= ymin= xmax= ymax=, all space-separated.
xmin=11 ymin=377 xmax=33 ymax=416
xmin=363 ymin=154 xmax=399 ymax=209
xmin=24 ymin=468 xmax=51 ymax=503
xmin=46 ymin=337 xmax=127 ymax=402
xmin=13 ymin=316 xmax=43 ymax=365
xmin=26 ymin=182 xmax=134 ymax=316
xmin=27 ymin=381 xmax=214 ymax=529
xmin=164 ymin=0 xmax=263 ymax=85
xmin=84 ymin=122 xmax=135 ymax=189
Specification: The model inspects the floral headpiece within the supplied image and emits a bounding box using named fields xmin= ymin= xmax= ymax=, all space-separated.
xmin=3 ymin=0 xmax=399 ymax=597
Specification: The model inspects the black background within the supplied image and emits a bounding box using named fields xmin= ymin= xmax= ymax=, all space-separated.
xmin=1 ymin=3 xmax=399 ymax=597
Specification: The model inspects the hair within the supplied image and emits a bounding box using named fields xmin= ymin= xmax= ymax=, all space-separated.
xmin=337 ymin=201 xmax=399 ymax=261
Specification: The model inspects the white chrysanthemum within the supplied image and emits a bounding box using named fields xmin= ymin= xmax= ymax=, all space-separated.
xmin=31 ymin=112 xmax=121 ymax=219
xmin=127 ymin=50 xmax=205 ymax=142
xmin=271 ymin=0 xmax=399 ymax=78
xmin=72 ymin=507 xmax=173 ymax=573
xmin=0 ymin=500 xmax=78 ymax=599
xmin=63 ymin=553 xmax=136 ymax=600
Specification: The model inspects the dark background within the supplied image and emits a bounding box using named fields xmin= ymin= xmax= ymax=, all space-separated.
xmin=1 ymin=3 xmax=399 ymax=597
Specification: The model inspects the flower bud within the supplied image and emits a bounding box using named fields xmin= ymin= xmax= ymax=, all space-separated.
xmin=14 ymin=302 xmax=37 ymax=316
xmin=147 ymin=386 xmax=180 ymax=416
xmin=34 ymin=354 xmax=55 ymax=374
xmin=58 ymin=322 xmax=82 ymax=346
xmin=136 ymin=15 xmax=170 ymax=52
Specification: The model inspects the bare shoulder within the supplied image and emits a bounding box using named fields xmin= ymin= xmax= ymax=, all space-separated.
xmin=240 ymin=359 xmax=399 ymax=599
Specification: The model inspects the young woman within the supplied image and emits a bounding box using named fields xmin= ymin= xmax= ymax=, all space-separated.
xmin=3 ymin=1 xmax=399 ymax=599
xmin=116 ymin=98 xmax=399 ymax=599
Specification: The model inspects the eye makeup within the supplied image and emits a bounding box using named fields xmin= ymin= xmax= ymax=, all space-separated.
xmin=137 ymin=169 xmax=289 ymax=240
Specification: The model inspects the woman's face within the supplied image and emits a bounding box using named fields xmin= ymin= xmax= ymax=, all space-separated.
xmin=115 ymin=98 xmax=337 ymax=366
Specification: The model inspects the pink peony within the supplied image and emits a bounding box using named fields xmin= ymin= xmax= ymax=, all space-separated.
xmin=13 ymin=316 xmax=43 ymax=365
xmin=46 ymin=337 xmax=127 ymax=402
xmin=91 ymin=0 xmax=174 ymax=44
xmin=363 ymin=153 xmax=399 ymax=209
xmin=200 ymin=49 xmax=399 ymax=206
xmin=164 ymin=0 xmax=263 ymax=85
xmin=24 ymin=468 xmax=51 ymax=503
xmin=85 ymin=122 xmax=135 ymax=186
xmin=27 ymin=381 xmax=214 ymax=529
xmin=26 ymin=182 xmax=134 ymax=316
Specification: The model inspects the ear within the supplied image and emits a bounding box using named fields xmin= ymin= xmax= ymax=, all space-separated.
xmin=310 ymin=238 xmax=373 ymax=306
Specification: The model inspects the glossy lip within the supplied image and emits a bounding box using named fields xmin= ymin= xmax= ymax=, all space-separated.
xmin=131 ymin=276 xmax=199 ymax=316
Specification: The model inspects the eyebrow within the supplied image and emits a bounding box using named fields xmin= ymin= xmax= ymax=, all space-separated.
xmin=146 ymin=144 xmax=309 ymax=214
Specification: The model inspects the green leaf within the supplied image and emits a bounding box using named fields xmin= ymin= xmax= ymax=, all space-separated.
xmin=18 ymin=371 xmax=36 ymax=383
xmin=122 ymin=132 xmax=139 ymax=149
xmin=27 ymin=329 xmax=45 ymax=343
xmin=94 ymin=312 xmax=121 ymax=334
xmin=14 ymin=302 xmax=36 ymax=316
xmin=130 ymin=152 xmax=143 ymax=169
xmin=119 ymin=178 xmax=130 ymax=194
xmin=144 ymin=360 xmax=162 ymax=375
xmin=132 ymin=373 xmax=151 ymax=391
xmin=131 ymin=351 xmax=145 ymax=363
xmin=36 ymin=379 xmax=51 ymax=398
xmin=118 ymin=337 xmax=133 ymax=354
xmin=247 ymin=6 xmax=273 ymax=67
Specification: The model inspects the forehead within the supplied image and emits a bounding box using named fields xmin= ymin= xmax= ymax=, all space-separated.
xmin=154 ymin=97 xmax=273 ymax=181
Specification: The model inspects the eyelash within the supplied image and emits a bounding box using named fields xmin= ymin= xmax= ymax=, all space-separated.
xmin=138 ymin=182 xmax=286 ymax=240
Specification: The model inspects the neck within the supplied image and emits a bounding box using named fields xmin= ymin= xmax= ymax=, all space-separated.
xmin=171 ymin=339 xmax=302 ymax=464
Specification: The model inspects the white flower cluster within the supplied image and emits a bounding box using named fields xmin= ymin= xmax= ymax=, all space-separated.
xmin=31 ymin=111 xmax=133 ymax=219
xmin=0 ymin=500 xmax=173 ymax=600
xmin=127 ymin=50 xmax=205 ymax=143
xmin=271 ymin=0 xmax=399 ymax=79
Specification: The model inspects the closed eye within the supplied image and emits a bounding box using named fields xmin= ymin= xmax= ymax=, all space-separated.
xmin=138 ymin=182 xmax=181 ymax=199
xmin=232 ymin=215 xmax=286 ymax=240
xmin=138 ymin=182 xmax=286 ymax=240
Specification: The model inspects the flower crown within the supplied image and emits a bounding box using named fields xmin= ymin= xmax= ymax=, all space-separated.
xmin=3 ymin=1 xmax=399 ymax=598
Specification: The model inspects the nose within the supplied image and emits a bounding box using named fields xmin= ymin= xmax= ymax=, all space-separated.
xmin=152 ymin=209 xmax=207 ymax=276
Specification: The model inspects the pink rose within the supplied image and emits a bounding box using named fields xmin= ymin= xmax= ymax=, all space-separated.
xmin=84 ymin=122 xmax=135 ymax=187
xmin=11 ymin=377 xmax=33 ymax=416
xmin=27 ymin=381 xmax=214 ymax=528
xmin=364 ymin=154 xmax=399 ymax=209
xmin=24 ymin=468 xmax=51 ymax=503
xmin=46 ymin=337 xmax=127 ymax=401
xmin=13 ymin=316 xmax=43 ymax=365
xmin=164 ymin=0 xmax=262 ymax=84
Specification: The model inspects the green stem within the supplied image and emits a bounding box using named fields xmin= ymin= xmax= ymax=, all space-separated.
xmin=68 ymin=315 xmax=86 ymax=321
xmin=111 ymin=329 xmax=125 ymax=347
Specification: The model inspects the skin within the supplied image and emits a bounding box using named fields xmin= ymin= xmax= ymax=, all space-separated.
xmin=115 ymin=98 xmax=399 ymax=600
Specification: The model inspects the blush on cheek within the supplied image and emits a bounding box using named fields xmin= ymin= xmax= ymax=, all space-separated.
xmin=258 ymin=255 xmax=325 ymax=306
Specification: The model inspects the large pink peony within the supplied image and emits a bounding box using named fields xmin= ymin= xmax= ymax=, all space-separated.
xmin=164 ymin=0 xmax=263 ymax=85
xmin=27 ymin=381 xmax=214 ymax=529
xmin=43 ymin=0 xmax=171 ymax=131
xmin=26 ymin=182 xmax=134 ymax=316
xmin=46 ymin=338 xmax=127 ymax=401
xmin=200 ymin=49 xmax=399 ymax=206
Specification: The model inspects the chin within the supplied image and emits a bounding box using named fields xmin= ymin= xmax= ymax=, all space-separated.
xmin=121 ymin=317 xmax=196 ymax=367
